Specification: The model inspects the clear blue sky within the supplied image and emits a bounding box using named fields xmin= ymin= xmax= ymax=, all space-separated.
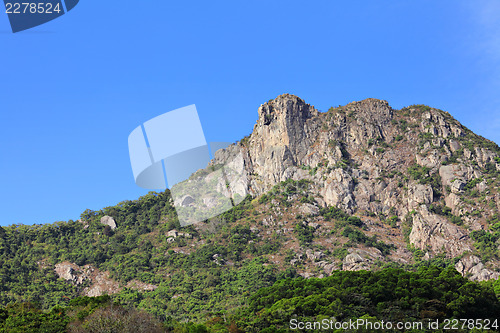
xmin=1 ymin=1 xmax=499 ymax=226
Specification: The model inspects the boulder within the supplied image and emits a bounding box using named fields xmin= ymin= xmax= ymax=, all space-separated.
xmin=100 ymin=216 xmax=116 ymax=230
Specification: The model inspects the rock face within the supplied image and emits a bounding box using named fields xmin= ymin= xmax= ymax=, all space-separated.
xmin=409 ymin=205 xmax=472 ymax=258
xmin=84 ymin=271 xmax=121 ymax=297
xmin=167 ymin=229 xmax=191 ymax=239
xmin=342 ymin=249 xmax=384 ymax=271
xmin=100 ymin=216 xmax=117 ymax=230
xmin=210 ymin=94 xmax=500 ymax=281
xmin=54 ymin=261 xmax=157 ymax=296
xmin=455 ymin=255 xmax=500 ymax=281
xmin=55 ymin=263 xmax=86 ymax=284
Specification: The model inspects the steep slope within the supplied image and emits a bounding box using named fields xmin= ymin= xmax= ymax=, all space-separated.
xmin=213 ymin=94 xmax=500 ymax=279
xmin=1 ymin=94 xmax=499 ymax=323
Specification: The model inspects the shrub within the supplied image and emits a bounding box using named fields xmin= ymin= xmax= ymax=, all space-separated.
xmin=68 ymin=304 xmax=164 ymax=333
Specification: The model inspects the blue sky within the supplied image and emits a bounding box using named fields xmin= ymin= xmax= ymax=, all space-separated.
xmin=0 ymin=1 xmax=499 ymax=226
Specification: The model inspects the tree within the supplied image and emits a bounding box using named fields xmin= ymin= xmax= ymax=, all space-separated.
xmin=68 ymin=304 xmax=164 ymax=333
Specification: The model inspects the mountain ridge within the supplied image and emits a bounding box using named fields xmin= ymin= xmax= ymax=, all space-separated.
xmin=210 ymin=93 xmax=500 ymax=279
xmin=1 ymin=94 xmax=500 ymax=325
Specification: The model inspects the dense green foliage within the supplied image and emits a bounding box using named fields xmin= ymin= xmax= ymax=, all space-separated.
xmin=470 ymin=229 xmax=500 ymax=262
xmin=407 ymin=164 xmax=442 ymax=198
xmin=0 ymin=162 xmax=499 ymax=332
xmin=0 ymin=303 xmax=68 ymax=333
xmin=1 ymin=266 xmax=499 ymax=332
xmin=341 ymin=227 xmax=395 ymax=255
xmin=238 ymin=266 xmax=500 ymax=332
xmin=0 ymin=191 xmax=177 ymax=308
xmin=0 ymin=191 xmax=296 ymax=325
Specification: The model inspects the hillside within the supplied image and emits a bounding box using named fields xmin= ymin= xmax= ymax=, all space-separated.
xmin=1 ymin=94 xmax=500 ymax=331
xmin=211 ymin=94 xmax=500 ymax=279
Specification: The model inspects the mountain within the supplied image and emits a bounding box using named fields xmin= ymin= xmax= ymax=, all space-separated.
xmin=1 ymin=94 xmax=500 ymax=331
xmin=212 ymin=94 xmax=500 ymax=279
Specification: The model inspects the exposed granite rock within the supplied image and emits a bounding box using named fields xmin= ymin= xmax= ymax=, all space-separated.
xmin=305 ymin=248 xmax=324 ymax=261
xmin=174 ymin=195 xmax=195 ymax=207
xmin=55 ymin=262 xmax=85 ymax=284
xmin=455 ymin=255 xmax=500 ymax=281
xmin=342 ymin=249 xmax=383 ymax=271
xmin=343 ymin=253 xmax=367 ymax=271
xmin=209 ymin=94 xmax=500 ymax=279
xmin=54 ymin=262 xmax=157 ymax=296
xmin=299 ymin=203 xmax=319 ymax=216
xmin=315 ymin=261 xmax=338 ymax=275
xmin=84 ymin=271 xmax=121 ymax=297
xmin=409 ymin=205 xmax=472 ymax=257
xmin=167 ymin=229 xmax=191 ymax=238
xmin=100 ymin=216 xmax=117 ymax=230
xmin=407 ymin=184 xmax=434 ymax=210
xmin=444 ymin=193 xmax=462 ymax=215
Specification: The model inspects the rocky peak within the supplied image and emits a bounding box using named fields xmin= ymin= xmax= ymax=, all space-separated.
xmin=344 ymin=98 xmax=393 ymax=125
xmin=244 ymin=94 xmax=320 ymax=186
xmin=251 ymin=94 xmax=319 ymax=155
xmin=256 ymin=94 xmax=318 ymax=127
xmin=211 ymin=94 xmax=500 ymax=280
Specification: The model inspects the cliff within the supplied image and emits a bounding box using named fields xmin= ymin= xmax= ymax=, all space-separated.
xmin=211 ymin=94 xmax=500 ymax=280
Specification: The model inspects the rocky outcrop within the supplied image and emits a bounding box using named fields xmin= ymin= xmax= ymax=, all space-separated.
xmin=342 ymin=249 xmax=383 ymax=271
xmin=248 ymin=95 xmax=320 ymax=188
xmin=343 ymin=253 xmax=368 ymax=271
xmin=208 ymin=94 xmax=500 ymax=280
xmin=409 ymin=205 xmax=472 ymax=257
xmin=84 ymin=271 xmax=121 ymax=297
xmin=305 ymin=248 xmax=324 ymax=261
xmin=54 ymin=262 xmax=157 ymax=296
xmin=100 ymin=216 xmax=117 ymax=230
xmin=407 ymin=184 xmax=434 ymax=209
xmin=55 ymin=262 xmax=88 ymax=285
xmin=167 ymin=229 xmax=191 ymax=239
xmin=299 ymin=203 xmax=319 ymax=216
xmin=455 ymin=255 xmax=500 ymax=281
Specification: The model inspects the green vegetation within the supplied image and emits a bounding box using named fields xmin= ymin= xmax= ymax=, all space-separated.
xmin=411 ymin=104 xmax=431 ymax=112
xmin=259 ymin=178 xmax=313 ymax=207
xmin=0 ymin=154 xmax=498 ymax=332
xmin=2 ymin=266 xmax=499 ymax=332
xmin=470 ymin=229 xmax=499 ymax=262
xmin=341 ymin=227 xmax=395 ymax=255
xmin=240 ymin=266 xmax=500 ymax=332
xmin=402 ymin=210 xmax=416 ymax=243
xmin=408 ymin=164 xmax=442 ymax=197
xmin=294 ymin=223 xmax=315 ymax=245
xmin=239 ymin=134 xmax=251 ymax=147
xmin=418 ymin=132 xmax=435 ymax=147
xmin=0 ymin=191 xmax=289 ymax=324
xmin=429 ymin=204 xmax=463 ymax=226
xmin=442 ymin=149 xmax=463 ymax=165
xmin=0 ymin=303 xmax=69 ymax=333
xmin=456 ymin=131 xmax=500 ymax=154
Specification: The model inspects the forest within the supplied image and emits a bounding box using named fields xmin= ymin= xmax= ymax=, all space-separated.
xmin=0 ymin=180 xmax=499 ymax=332
xmin=1 ymin=266 xmax=499 ymax=332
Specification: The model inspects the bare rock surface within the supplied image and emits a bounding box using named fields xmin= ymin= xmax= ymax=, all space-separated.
xmin=54 ymin=261 xmax=157 ymax=296
xmin=455 ymin=255 xmax=500 ymax=281
xmin=100 ymin=215 xmax=117 ymax=230
xmin=210 ymin=94 xmax=500 ymax=280
xmin=409 ymin=205 xmax=472 ymax=257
